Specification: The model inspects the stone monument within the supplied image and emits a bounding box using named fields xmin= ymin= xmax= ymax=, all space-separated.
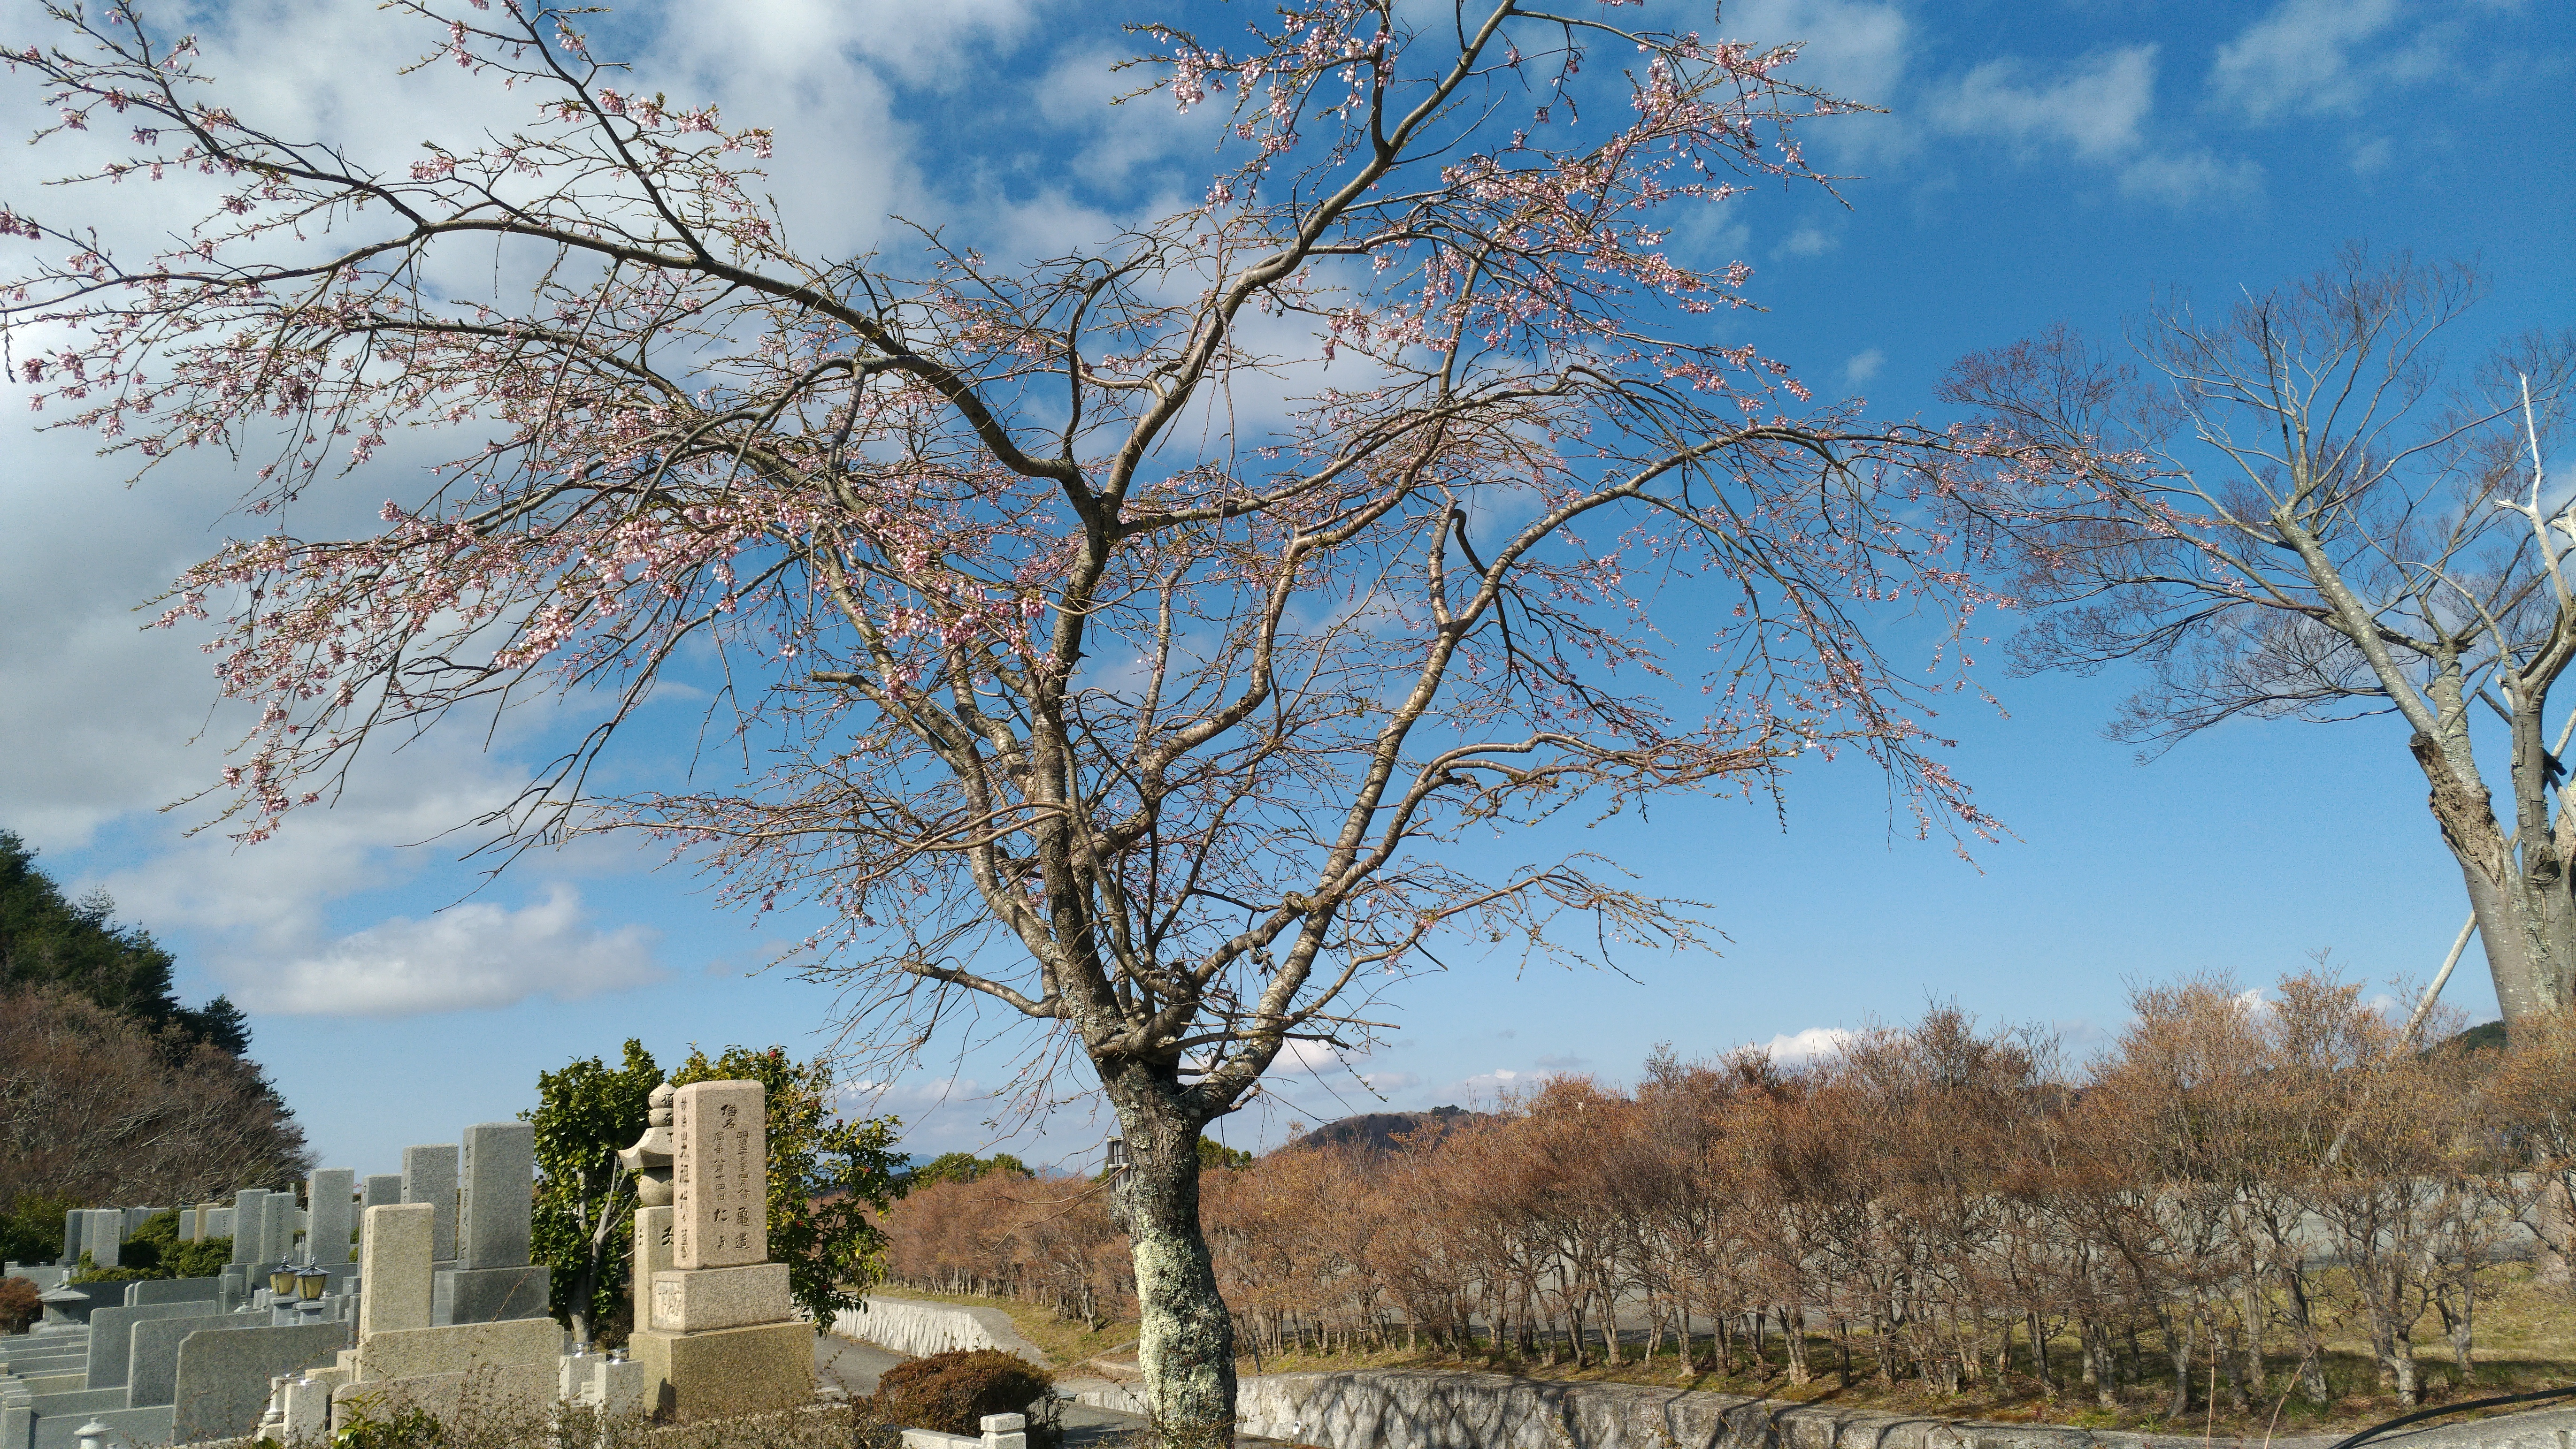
xmin=434 ymin=1121 xmax=547 ymax=1324
xmin=325 ymin=1201 xmax=564 ymax=1432
xmin=621 ymin=1080 xmax=812 ymax=1421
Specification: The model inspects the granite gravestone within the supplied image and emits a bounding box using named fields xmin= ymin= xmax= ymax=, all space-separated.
xmin=672 ymin=1081 xmax=765 ymax=1270
xmin=84 ymin=1301 xmax=224 ymax=1389
xmin=428 ymin=1122 xmax=545 ymax=1323
xmin=228 ymin=1190 xmax=268 ymax=1266
xmin=170 ymin=1320 xmax=349 ymax=1443
xmin=127 ymin=1313 xmax=255 ymax=1407
xmin=626 ymin=1080 xmax=811 ymax=1421
xmin=401 ymin=1145 xmax=460 ymax=1264
xmin=260 ymin=1192 xmax=297 ymax=1267
xmin=309 ymin=1168 xmax=357 ymax=1266
xmin=359 ymin=1204 xmax=437 ymax=1340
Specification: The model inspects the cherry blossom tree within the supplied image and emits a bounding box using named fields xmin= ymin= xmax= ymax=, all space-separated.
xmin=5 ymin=1 xmax=2024 ymax=1433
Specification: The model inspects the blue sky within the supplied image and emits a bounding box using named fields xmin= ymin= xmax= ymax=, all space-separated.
xmin=2 ymin=0 xmax=2569 ymax=1179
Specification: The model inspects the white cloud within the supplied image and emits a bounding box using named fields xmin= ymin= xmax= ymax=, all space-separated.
xmin=1923 ymin=46 xmax=2262 ymax=209
xmin=1441 ymin=1066 xmax=1522 ymax=1104
xmin=1842 ymin=347 xmax=1886 ymax=386
xmin=1775 ymin=226 xmax=1840 ymax=259
xmin=1759 ymin=1026 xmax=1856 ymax=1065
xmin=242 ymin=884 xmax=662 ymax=1017
xmin=1270 ymin=1038 xmax=1355 ymax=1076
xmin=2209 ymin=0 xmax=2409 ymax=121
xmin=653 ymin=0 xmax=1036 ymax=90
xmin=1723 ymin=0 xmax=1911 ymax=110
xmin=1932 ymin=46 xmax=2160 ymax=162
xmin=2117 ymin=149 xmax=2265 ymax=206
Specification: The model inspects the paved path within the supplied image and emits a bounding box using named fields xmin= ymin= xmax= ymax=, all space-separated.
xmin=814 ymin=1333 xmax=1159 ymax=1447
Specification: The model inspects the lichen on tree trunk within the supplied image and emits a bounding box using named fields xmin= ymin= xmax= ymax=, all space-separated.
xmin=1104 ymin=1065 xmax=1235 ymax=1448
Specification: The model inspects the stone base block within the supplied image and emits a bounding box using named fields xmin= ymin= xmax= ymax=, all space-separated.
xmin=649 ymin=1262 xmax=792 ymax=1332
xmin=628 ymin=1319 xmax=813 ymax=1423
xmin=330 ymin=1360 xmax=556 ymax=1432
xmin=353 ymin=1316 xmax=564 ymax=1382
xmin=434 ymin=1264 xmax=550 ymax=1325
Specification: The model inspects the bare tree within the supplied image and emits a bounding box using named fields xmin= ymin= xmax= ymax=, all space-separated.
xmin=1943 ymin=247 xmax=2576 ymax=1025
xmin=5 ymin=2 xmax=2022 ymax=1430
xmin=0 ymin=987 xmax=313 ymax=1211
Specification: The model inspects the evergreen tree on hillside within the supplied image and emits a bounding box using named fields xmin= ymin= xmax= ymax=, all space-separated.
xmin=0 ymin=830 xmax=248 ymax=1055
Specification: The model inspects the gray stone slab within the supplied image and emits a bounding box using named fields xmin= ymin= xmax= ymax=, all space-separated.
xmin=31 ymin=1403 xmax=170 ymax=1449
xmin=401 ymin=1144 xmax=460 ymax=1263
xmin=259 ymin=1193 xmax=295 ymax=1268
xmin=126 ymin=1312 xmax=260 ymax=1408
xmin=56 ymin=1212 xmax=80 ymax=1269
xmin=80 ymin=1212 xmax=118 ymax=1270
xmin=26 ymin=1388 xmax=128 ymax=1417
xmin=226 ymin=1190 xmax=266 ymax=1266
xmin=123 ymin=1279 xmax=220 ymax=1308
xmin=360 ymin=1204 xmax=435 ymax=1339
xmin=207 ymin=1207 xmax=232 ymax=1238
xmin=364 ymin=1174 xmax=402 ymax=1209
xmin=432 ymin=1265 xmax=549 ymax=1326
xmin=170 ymin=1320 xmax=347 ymax=1444
xmin=458 ymin=1122 xmax=534 ymax=1270
xmin=85 ymin=1302 xmax=225 ymax=1389
xmin=307 ymin=1168 xmax=356 ymax=1267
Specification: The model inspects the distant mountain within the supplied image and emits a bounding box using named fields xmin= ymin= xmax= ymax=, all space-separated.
xmin=1288 ymin=1105 xmax=1487 ymax=1155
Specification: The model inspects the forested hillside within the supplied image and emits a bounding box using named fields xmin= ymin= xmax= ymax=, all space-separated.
xmin=0 ymin=831 xmax=311 ymax=1260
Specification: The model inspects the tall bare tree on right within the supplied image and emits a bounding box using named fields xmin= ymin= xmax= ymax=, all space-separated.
xmin=1942 ymin=247 xmax=2575 ymax=1026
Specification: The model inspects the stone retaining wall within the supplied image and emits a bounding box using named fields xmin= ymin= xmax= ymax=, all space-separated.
xmin=1229 ymin=1368 xmax=2576 ymax=1449
xmin=826 ymin=1296 xmax=1047 ymax=1368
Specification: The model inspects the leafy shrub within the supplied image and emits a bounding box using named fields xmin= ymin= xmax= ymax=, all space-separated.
xmin=0 ymin=1193 xmax=77 ymax=1266
xmin=0 ymin=1275 xmax=40 ymax=1333
xmin=869 ymin=1349 xmax=1053 ymax=1440
xmin=69 ymin=1249 xmax=158 ymax=1286
xmin=161 ymin=1234 xmax=232 ymax=1280
xmin=330 ymin=1403 xmax=443 ymax=1449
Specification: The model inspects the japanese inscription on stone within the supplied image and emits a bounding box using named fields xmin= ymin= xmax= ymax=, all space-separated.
xmin=672 ymin=1079 xmax=766 ymax=1269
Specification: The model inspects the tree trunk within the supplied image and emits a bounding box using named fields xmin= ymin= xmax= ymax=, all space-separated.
xmin=2410 ymin=728 xmax=2576 ymax=1026
xmin=2529 ymin=1180 xmax=2575 ymax=1290
xmin=2162 ymin=1310 xmax=2193 ymax=1420
xmin=1779 ymin=1303 xmax=1810 ymax=1385
xmin=1104 ymin=1069 xmax=1234 ymax=1449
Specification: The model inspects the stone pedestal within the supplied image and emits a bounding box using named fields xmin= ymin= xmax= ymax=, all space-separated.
xmin=648 ymin=1263 xmax=790 ymax=1333
xmin=625 ymin=1319 xmax=813 ymax=1423
xmin=432 ymin=1264 xmax=550 ymax=1325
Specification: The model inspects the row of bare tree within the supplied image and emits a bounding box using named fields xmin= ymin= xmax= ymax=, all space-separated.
xmin=880 ymin=974 xmax=2576 ymax=1413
